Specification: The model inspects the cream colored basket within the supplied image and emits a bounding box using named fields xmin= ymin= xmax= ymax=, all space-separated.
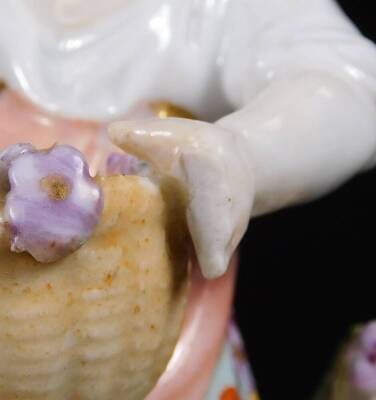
xmin=0 ymin=175 xmax=189 ymax=400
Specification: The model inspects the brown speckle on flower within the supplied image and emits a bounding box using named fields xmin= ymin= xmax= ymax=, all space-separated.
xmin=40 ymin=175 xmax=71 ymax=201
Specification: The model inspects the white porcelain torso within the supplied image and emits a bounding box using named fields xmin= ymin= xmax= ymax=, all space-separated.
xmin=0 ymin=0 xmax=233 ymax=121
xmin=3 ymin=0 xmax=375 ymax=122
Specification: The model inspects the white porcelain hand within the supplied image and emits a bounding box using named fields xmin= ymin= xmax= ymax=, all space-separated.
xmin=109 ymin=118 xmax=254 ymax=278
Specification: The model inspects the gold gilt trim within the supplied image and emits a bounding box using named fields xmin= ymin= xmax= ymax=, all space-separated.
xmin=150 ymin=100 xmax=197 ymax=120
xmin=0 ymin=80 xmax=6 ymax=92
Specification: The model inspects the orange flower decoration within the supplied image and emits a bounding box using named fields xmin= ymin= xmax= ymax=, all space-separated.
xmin=220 ymin=387 xmax=241 ymax=400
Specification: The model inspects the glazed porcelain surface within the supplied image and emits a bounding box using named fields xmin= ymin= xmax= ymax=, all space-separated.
xmin=2 ymin=1 xmax=376 ymax=399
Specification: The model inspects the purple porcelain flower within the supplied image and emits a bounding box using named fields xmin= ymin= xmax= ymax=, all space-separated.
xmin=1 ymin=144 xmax=103 ymax=263
xmin=348 ymin=322 xmax=376 ymax=394
xmin=0 ymin=143 xmax=35 ymax=192
xmin=106 ymin=152 xmax=147 ymax=176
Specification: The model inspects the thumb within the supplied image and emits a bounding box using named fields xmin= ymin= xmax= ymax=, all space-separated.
xmin=108 ymin=118 xmax=201 ymax=173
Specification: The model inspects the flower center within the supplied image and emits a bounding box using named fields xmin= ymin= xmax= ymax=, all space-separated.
xmin=40 ymin=175 xmax=71 ymax=201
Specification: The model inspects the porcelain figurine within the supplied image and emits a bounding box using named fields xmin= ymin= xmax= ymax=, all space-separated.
xmin=1 ymin=1 xmax=376 ymax=399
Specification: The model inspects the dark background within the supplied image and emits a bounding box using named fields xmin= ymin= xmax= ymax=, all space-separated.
xmin=235 ymin=1 xmax=376 ymax=399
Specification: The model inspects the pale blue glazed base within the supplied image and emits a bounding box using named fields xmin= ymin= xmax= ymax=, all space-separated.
xmin=205 ymin=322 xmax=258 ymax=400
